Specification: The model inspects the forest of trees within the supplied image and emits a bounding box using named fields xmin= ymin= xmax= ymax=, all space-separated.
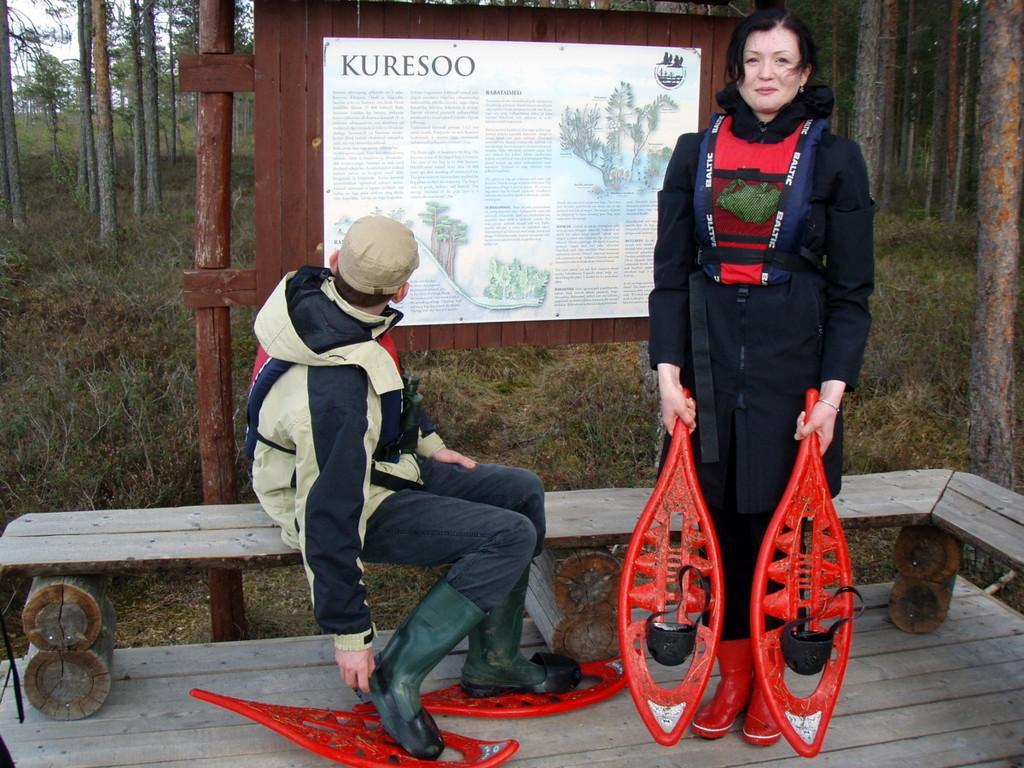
xmin=0 ymin=0 xmax=253 ymax=235
xmin=0 ymin=0 xmax=1019 ymax=485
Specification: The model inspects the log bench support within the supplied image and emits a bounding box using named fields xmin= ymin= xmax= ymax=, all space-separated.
xmin=21 ymin=576 xmax=117 ymax=720
xmin=525 ymin=548 xmax=621 ymax=662
xmin=889 ymin=525 xmax=962 ymax=633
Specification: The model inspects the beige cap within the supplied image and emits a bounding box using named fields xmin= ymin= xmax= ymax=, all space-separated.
xmin=336 ymin=215 xmax=419 ymax=295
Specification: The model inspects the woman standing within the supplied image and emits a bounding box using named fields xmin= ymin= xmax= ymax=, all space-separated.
xmin=648 ymin=9 xmax=873 ymax=746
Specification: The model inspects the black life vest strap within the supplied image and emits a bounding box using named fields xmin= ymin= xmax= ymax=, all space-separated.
xmin=712 ymin=168 xmax=788 ymax=183
xmin=698 ymin=245 xmax=824 ymax=273
xmin=688 ymin=270 xmax=719 ymax=464
xmin=256 ymin=434 xmax=296 ymax=455
xmin=370 ymin=468 xmax=421 ymax=492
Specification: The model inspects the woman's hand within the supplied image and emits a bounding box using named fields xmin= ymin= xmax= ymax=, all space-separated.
xmin=657 ymin=363 xmax=696 ymax=434
xmin=432 ymin=447 xmax=477 ymax=469
xmin=795 ymin=380 xmax=846 ymax=455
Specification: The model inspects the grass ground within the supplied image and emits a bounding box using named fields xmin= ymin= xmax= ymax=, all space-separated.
xmin=0 ymin=146 xmax=1021 ymax=658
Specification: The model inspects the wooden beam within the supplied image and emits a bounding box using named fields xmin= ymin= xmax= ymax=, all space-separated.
xmin=183 ymin=268 xmax=257 ymax=308
xmin=195 ymin=0 xmax=247 ymax=643
xmin=178 ymin=53 xmax=255 ymax=93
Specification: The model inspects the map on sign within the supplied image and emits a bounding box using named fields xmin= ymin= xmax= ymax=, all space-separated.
xmin=323 ymin=38 xmax=700 ymax=326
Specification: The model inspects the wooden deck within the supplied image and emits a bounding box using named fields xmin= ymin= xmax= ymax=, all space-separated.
xmin=2 ymin=580 xmax=1022 ymax=767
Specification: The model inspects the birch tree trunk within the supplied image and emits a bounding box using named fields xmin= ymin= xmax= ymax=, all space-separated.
xmin=143 ymin=0 xmax=161 ymax=211
xmin=130 ymin=0 xmax=145 ymax=217
xmin=942 ymin=0 xmax=961 ymax=221
xmin=0 ymin=0 xmax=24 ymax=228
xmin=93 ymin=0 xmax=118 ymax=242
xmin=852 ymin=0 xmax=883 ymax=195
xmin=969 ymin=0 xmax=1022 ymax=489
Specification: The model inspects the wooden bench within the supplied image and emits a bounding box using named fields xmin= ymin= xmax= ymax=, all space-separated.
xmin=1 ymin=468 xmax=1021 ymax=720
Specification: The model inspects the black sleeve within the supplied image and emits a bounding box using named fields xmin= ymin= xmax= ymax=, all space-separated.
xmin=304 ymin=365 xmax=374 ymax=641
xmin=648 ymin=131 xmax=704 ymax=369
xmin=819 ymin=135 xmax=875 ymax=388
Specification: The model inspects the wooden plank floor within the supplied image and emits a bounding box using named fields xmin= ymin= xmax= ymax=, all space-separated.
xmin=2 ymin=580 xmax=1022 ymax=767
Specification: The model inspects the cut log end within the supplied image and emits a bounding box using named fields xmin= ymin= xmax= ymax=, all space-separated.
xmin=550 ymin=607 xmax=618 ymax=662
xmin=894 ymin=525 xmax=961 ymax=581
xmin=23 ymin=575 xmax=110 ymax=651
xmin=24 ymin=647 xmax=112 ymax=720
xmin=888 ymin=573 xmax=957 ymax=634
xmin=554 ymin=548 xmax=621 ymax=613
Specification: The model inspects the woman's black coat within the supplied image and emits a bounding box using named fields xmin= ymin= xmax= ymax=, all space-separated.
xmin=648 ymin=85 xmax=874 ymax=515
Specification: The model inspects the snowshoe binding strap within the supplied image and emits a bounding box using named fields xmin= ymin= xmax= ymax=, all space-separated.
xmin=781 ymin=586 xmax=864 ymax=676
xmin=645 ymin=565 xmax=710 ymax=667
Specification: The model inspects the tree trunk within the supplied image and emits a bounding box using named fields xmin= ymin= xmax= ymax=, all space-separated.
xmin=0 ymin=0 xmax=25 ymax=228
xmin=942 ymin=0 xmax=961 ymax=221
xmin=168 ymin=11 xmax=177 ymax=165
xmin=143 ymin=0 xmax=161 ymax=211
xmin=852 ymin=0 xmax=883 ymax=195
xmin=93 ymin=0 xmax=118 ymax=242
xmin=77 ymin=0 xmax=99 ymax=214
xmin=924 ymin=29 xmax=949 ymax=219
xmin=879 ymin=0 xmax=898 ymax=211
xmin=130 ymin=0 xmax=145 ymax=217
xmin=968 ymin=0 xmax=1022 ymax=489
xmin=0 ymin=95 xmax=10 ymax=225
xmin=951 ymin=14 xmax=972 ymax=222
xmin=830 ymin=0 xmax=839 ymax=131
xmin=900 ymin=0 xmax=915 ymax=184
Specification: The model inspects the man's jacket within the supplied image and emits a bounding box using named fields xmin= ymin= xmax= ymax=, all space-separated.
xmin=251 ymin=266 xmax=446 ymax=651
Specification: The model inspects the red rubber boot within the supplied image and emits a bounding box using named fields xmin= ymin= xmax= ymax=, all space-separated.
xmin=691 ymin=639 xmax=753 ymax=739
xmin=742 ymin=684 xmax=782 ymax=746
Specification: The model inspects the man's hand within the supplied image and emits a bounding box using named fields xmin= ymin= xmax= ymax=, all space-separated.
xmin=336 ymin=648 xmax=375 ymax=693
xmin=432 ymin=447 xmax=477 ymax=469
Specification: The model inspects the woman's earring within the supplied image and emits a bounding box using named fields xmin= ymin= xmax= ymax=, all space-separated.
xmin=799 ymin=84 xmax=805 ymax=94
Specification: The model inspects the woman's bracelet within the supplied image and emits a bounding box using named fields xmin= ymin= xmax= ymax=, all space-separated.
xmin=818 ymin=398 xmax=841 ymax=413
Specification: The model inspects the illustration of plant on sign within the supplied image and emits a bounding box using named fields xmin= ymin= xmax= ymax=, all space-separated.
xmin=559 ymin=82 xmax=676 ymax=191
xmin=419 ymin=201 xmax=469 ymax=280
xmin=484 ymin=257 xmax=550 ymax=302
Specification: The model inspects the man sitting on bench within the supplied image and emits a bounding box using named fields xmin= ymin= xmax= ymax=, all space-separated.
xmin=246 ymin=215 xmax=580 ymax=760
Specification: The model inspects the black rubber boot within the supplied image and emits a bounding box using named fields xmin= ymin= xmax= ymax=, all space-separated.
xmin=461 ymin=568 xmax=582 ymax=697
xmin=370 ymin=579 xmax=484 ymax=760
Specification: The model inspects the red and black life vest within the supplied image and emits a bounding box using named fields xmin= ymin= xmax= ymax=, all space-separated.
xmin=694 ymin=114 xmax=826 ymax=285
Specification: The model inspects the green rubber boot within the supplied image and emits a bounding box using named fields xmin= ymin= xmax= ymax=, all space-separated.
xmin=370 ymin=579 xmax=484 ymax=760
xmin=460 ymin=569 xmax=581 ymax=697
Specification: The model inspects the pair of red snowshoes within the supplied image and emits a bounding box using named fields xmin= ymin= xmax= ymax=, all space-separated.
xmin=192 ymin=658 xmax=625 ymax=766
xmin=618 ymin=389 xmax=861 ymax=757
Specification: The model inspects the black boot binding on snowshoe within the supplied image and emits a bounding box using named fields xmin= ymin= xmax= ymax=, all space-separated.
xmin=460 ymin=569 xmax=582 ymax=698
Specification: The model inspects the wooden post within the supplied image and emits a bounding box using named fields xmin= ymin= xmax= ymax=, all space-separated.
xmin=196 ymin=0 xmax=246 ymax=641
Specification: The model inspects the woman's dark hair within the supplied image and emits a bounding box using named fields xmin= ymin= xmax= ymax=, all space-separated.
xmin=724 ymin=9 xmax=817 ymax=83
